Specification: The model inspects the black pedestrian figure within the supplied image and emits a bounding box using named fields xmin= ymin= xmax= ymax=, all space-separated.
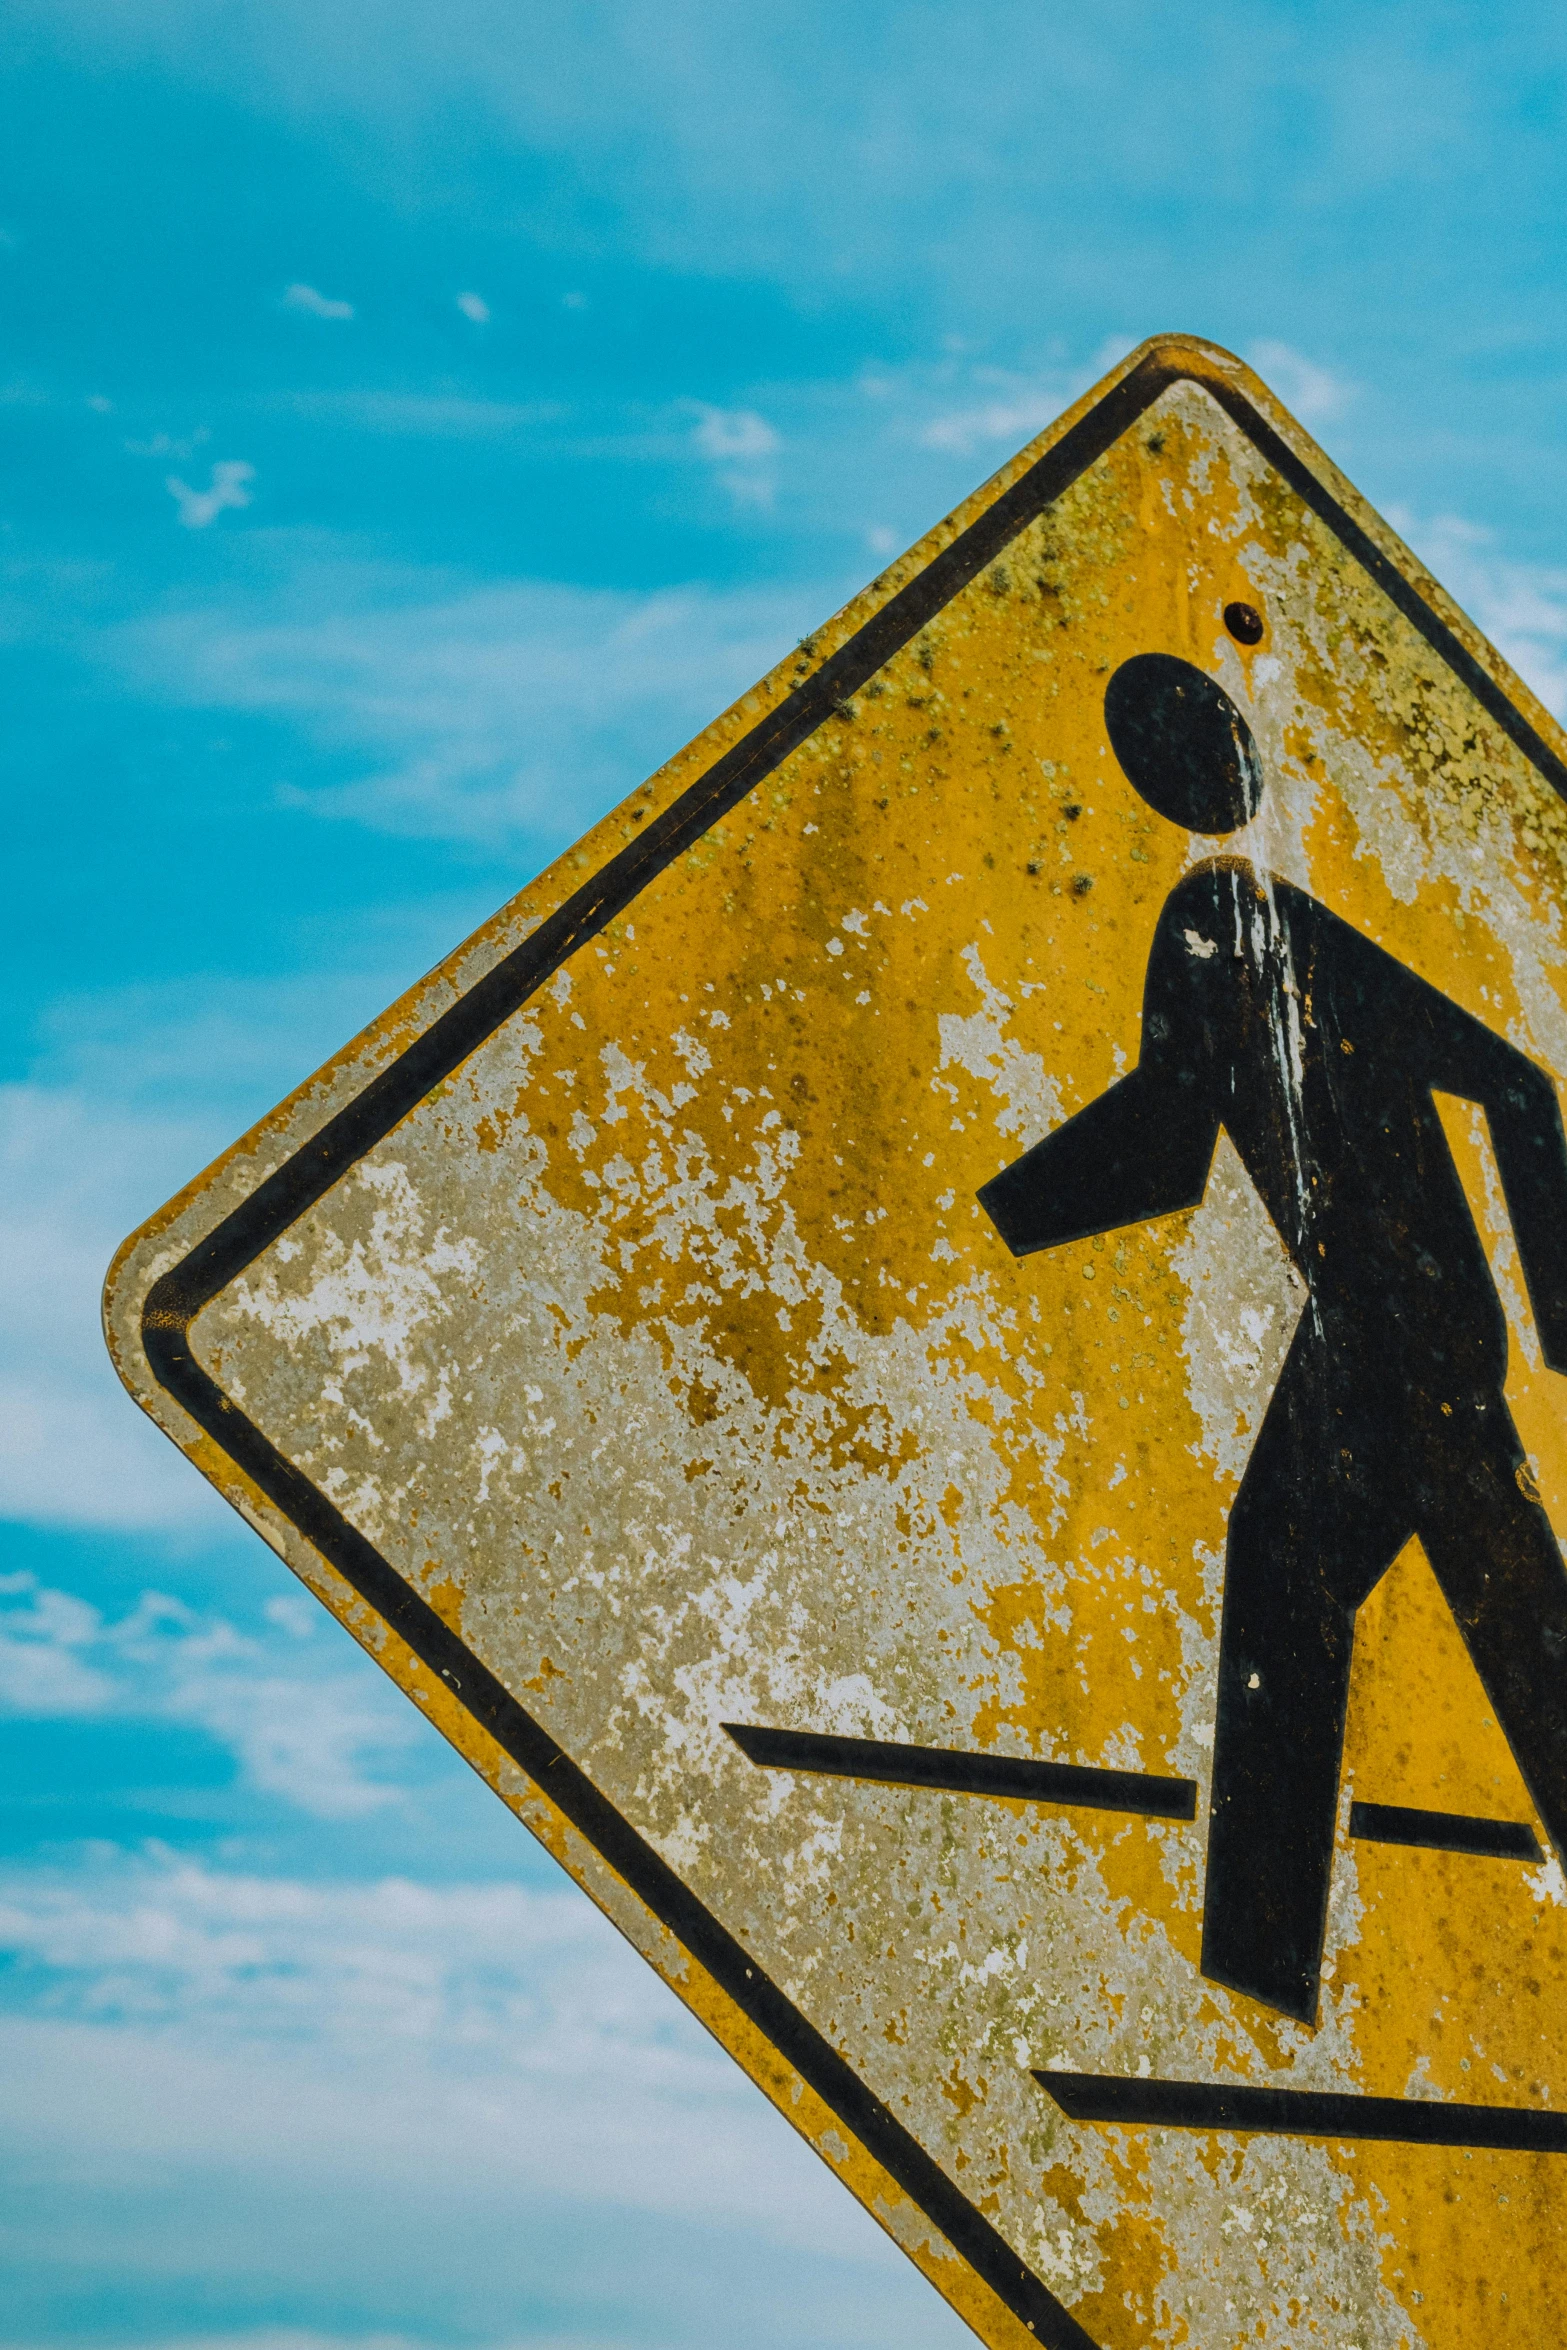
xmin=979 ymin=653 xmax=1567 ymax=2025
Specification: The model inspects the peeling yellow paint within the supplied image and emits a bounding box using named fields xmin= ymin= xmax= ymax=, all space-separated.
xmin=105 ymin=335 xmax=1567 ymax=2348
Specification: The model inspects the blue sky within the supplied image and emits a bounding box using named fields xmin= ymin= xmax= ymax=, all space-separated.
xmin=4 ymin=5 xmax=1567 ymax=2346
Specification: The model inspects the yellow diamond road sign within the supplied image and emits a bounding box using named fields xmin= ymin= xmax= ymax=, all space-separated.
xmin=108 ymin=334 xmax=1567 ymax=2348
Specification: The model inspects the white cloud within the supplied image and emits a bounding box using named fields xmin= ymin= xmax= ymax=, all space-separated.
xmin=687 ymin=403 xmax=780 ymax=510
xmin=455 ymin=289 xmax=491 ymax=324
xmin=0 ymin=1351 xmax=211 ymax=1532
xmin=282 ymin=281 xmax=355 ymax=321
xmin=7 ymin=2337 xmax=638 ymax=2350
xmin=0 ymin=1079 xmax=232 ymax=1531
xmin=273 ymin=389 xmax=561 ymax=436
xmin=0 ymin=1569 xmax=418 ymax=1815
xmin=264 ymin=1591 xmax=317 ymax=1638
xmin=11 ymin=2338 xmax=428 ymax=2350
xmin=888 ymin=346 xmax=1144 ymax=466
xmin=913 ymin=355 xmax=1098 ymax=459
xmin=129 ymin=427 xmax=210 ymax=459
xmin=114 ymin=566 xmax=822 ymax=846
xmin=0 ymin=1854 xmax=646 ymax=2047
xmin=166 ymin=460 xmax=255 ymax=529
xmin=0 ymin=1849 xmax=969 ymax=2334
xmin=0 ymin=1574 xmax=114 ymax=1713
xmin=167 ymin=1653 xmax=419 ymax=1817
xmin=27 ymin=971 xmax=390 ymax=1115
xmin=1090 ymin=332 xmax=1140 ymax=375
xmin=690 ymin=404 xmax=778 ymax=463
xmin=0 ymin=974 xmax=495 ymax=1805
xmin=1245 ymin=338 xmax=1355 ymax=425
xmin=919 ymin=388 xmax=1063 ymax=457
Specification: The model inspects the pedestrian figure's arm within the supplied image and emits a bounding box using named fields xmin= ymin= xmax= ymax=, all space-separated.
xmin=977 ymin=1065 xmax=1219 ymax=1255
xmin=978 ymin=887 xmax=1224 ymax=1257
xmin=1430 ymin=993 xmax=1567 ymax=1373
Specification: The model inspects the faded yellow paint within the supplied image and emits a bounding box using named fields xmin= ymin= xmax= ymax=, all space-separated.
xmin=106 ymin=336 xmax=1567 ymax=2347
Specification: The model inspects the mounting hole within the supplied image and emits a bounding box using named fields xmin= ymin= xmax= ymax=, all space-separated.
xmin=1224 ymin=600 xmax=1265 ymax=646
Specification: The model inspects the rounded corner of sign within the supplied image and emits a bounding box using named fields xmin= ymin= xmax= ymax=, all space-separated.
xmin=101 ymin=1218 xmax=167 ymax=1388
xmin=1076 ymin=332 xmax=1317 ymax=456
xmin=100 ymin=1198 xmax=212 ymax=1432
xmin=1103 ymin=331 xmax=1246 ymax=394
xmin=1122 ymin=334 xmax=1319 ymax=448
xmin=1129 ymin=329 xmax=1239 ymax=372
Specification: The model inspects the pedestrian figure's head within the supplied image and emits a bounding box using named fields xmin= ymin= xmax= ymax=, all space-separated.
xmin=1104 ymin=653 xmax=1263 ymax=835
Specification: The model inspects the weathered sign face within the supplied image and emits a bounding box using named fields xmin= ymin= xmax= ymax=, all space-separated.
xmin=108 ymin=334 xmax=1567 ymax=2350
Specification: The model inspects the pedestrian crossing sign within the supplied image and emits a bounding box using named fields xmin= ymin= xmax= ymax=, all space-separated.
xmin=109 ymin=335 xmax=1567 ymax=2348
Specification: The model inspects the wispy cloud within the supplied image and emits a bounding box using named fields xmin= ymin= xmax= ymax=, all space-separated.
xmin=273 ymin=389 xmax=562 ymax=436
xmin=689 ymin=404 xmax=778 ymax=462
xmin=1245 ymin=339 xmax=1355 ymax=425
xmin=0 ymin=1853 xmax=650 ymax=2047
xmin=128 ymin=427 xmax=210 ymax=459
xmin=883 ymin=355 xmax=1108 ymax=462
xmin=115 ymin=565 xmax=822 ymax=846
xmin=166 ymin=460 xmax=254 ymax=529
xmin=0 ymin=1079 xmax=228 ymax=1531
xmin=0 ymin=1850 xmax=956 ymax=2327
xmin=0 ymin=1569 xmax=418 ymax=1815
xmin=282 ymin=281 xmax=355 ymax=321
xmin=455 ymin=289 xmax=491 ymax=324
xmin=687 ymin=402 xmax=780 ymax=510
xmin=0 ymin=2333 xmax=642 ymax=2350
xmin=918 ymin=384 xmax=1066 ymax=458
xmin=0 ymin=1575 xmax=110 ymax=1713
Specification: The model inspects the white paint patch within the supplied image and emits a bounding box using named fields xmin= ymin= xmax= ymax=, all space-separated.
xmin=937 ymin=943 xmax=1064 ymax=1142
xmin=1172 ymin=1132 xmax=1305 ymax=1485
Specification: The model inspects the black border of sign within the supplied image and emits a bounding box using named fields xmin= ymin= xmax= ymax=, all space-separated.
xmin=137 ymin=345 xmax=1567 ymax=2350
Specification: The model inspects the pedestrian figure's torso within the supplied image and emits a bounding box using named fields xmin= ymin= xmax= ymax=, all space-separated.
xmin=1151 ymin=859 xmax=1509 ymax=1382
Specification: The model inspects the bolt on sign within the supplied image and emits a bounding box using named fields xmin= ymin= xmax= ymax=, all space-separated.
xmin=107 ymin=333 xmax=1567 ymax=2348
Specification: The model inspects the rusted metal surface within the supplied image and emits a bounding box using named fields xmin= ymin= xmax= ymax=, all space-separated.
xmin=107 ymin=335 xmax=1567 ymax=2348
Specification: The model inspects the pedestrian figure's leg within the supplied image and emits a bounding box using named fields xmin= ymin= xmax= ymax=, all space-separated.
xmin=1418 ymin=1394 xmax=1567 ymax=1870
xmin=1202 ymin=1350 xmax=1410 ymax=2023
